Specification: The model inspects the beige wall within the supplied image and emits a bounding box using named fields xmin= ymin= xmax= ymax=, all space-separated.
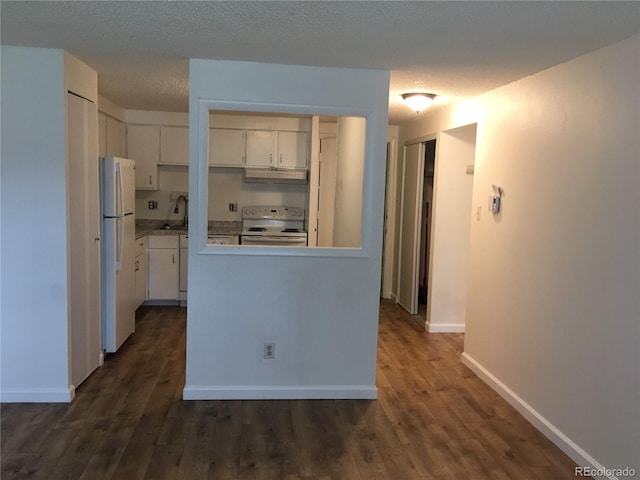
xmin=396 ymin=34 xmax=640 ymax=472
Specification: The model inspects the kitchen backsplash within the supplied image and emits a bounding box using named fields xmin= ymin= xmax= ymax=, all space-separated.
xmin=135 ymin=166 xmax=306 ymax=221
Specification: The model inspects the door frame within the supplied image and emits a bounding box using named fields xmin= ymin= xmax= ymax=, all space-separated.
xmin=396 ymin=134 xmax=436 ymax=315
xmin=381 ymin=138 xmax=397 ymax=298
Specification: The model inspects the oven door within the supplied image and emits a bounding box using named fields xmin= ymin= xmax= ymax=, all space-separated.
xmin=241 ymin=235 xmax=307 ymax=247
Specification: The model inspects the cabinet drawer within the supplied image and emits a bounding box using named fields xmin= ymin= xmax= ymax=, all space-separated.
xmin=148 ymin=235 xmax=179 ymax=249
xmin=135 ymin=236 xmax=148 ymax=255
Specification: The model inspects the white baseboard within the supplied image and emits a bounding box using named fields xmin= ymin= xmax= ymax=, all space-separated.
xmin=427 ymin=322 xmax=465 ymax=333
xmin=143 ymin=300 xmax=180 ymax=307
xmin=183 ymin=385 xmax=377 ymax=400
xmin=461 ymin=352 xmax=612 ymax=479
xmin=0 ymin=386 xmax=74 ymax=403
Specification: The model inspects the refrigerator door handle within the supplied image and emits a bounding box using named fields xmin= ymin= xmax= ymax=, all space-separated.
xmin=116 ymin=162 xmax=124 ymax=271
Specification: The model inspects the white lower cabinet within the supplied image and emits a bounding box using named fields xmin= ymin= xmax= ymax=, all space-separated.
xmin=145 ymin=234 xmax=237 ymax=304
xmin=147 ymin=235 xmax=179 ymax=301
xmin=179 ymin=235 xmax=188 ymax=304
xmin=134 ymin=236 xmax=148 ymax=308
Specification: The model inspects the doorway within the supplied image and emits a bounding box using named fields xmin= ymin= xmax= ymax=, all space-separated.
xmin=397 ymin=139 xmax=435 ymax=321
xmin=397 ymin=124 xmax=477 ymax=332
xmin=417 ymin=140 xmax=436 ymax=322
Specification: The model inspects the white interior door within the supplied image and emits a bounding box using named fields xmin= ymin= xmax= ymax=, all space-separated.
xmin=397 ymin=142 xmax=425 ymax=315
xmin=67 ymin=92 xmax=101 ymax=388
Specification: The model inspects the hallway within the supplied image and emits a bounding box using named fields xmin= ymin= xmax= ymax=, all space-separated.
xmin=1 ymin=302 xmax=579 ymax=479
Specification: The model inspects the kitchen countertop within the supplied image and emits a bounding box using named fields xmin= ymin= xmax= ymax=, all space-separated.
xmin=136 ymin=220 xmax=242 ymax=239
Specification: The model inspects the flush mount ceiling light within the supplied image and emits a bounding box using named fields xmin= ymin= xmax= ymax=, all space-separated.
xmin=401 ymin=92 xmax=436 ymax=113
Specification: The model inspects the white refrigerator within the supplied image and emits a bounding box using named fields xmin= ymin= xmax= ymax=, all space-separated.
xmin=100 ymin=156 xmax=136 ymax=353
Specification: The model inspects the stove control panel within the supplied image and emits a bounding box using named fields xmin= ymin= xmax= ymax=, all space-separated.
xmin=242 ymin=206 xmax=305 ymax=220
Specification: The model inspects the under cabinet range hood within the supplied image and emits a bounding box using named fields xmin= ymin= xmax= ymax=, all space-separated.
xmin=243 ymin=167 xmax=308 ymax=184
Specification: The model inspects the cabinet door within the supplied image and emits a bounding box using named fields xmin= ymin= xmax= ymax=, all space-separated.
xmin=135 ymin=251 xmax=147 ymax=308
xmin=147 ymin=248 xmax=179 ymax=300
xmin=179 ymin=247 xmax=187 ymax=291
xmin=68 ymin=93 xmax=101 ymax=387
xmin=106 ymin=116 xmax=125 ymax=157
xmin=278 ymin=131 xmax=308 ymax=168
xmin=209 ymin=129 xmax=245 ymax=166
xmin=127 ymin=125 xmax=159 ymax=190
xmin=245 ymin=130 xmax=277 ymax=167
xmin=160 ymin=126 xmax=189 ymax=165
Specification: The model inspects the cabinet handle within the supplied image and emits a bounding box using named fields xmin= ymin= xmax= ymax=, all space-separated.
xmin=94 ymin=237 xmax=100 ymax=242
xmin=172 ymin=254 xmax=175 ymax=264
xmin=149 ymin=175 xmax=152 ymax=185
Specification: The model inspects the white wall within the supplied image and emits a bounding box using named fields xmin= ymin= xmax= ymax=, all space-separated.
xmin=398 ymin=34 xmax=640 ymax=474
xmin=185 ymin=59 xmax=389 ymax=399
xmin=333 ymin=116 xmax=366 ymax=247
xmin=1 ymin=47 xmax=72 ymax=401
xmin=64 ymin=52 xmax=98 ymax=104
xmin=98 ymin=95 xmax=127 ymax=122
xmin=426 ymin=125 xmax=476 ymax=331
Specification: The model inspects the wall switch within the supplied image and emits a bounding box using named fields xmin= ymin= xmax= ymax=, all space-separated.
xmin=148 ymin=201 xmax=158 ymax=210
xmin=229 ymin=203 xmax=237 ymax=212
xmin=264 ymin=342 xmax=275 ymax=359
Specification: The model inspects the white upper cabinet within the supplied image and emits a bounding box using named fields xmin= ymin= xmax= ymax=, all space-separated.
xmin=277 ymin=131 xmax=308 ymax=169
xmin=209 ymin=129 xmax=245 ymax=166
xmin=214 ymin=129 xmax=308 ymax=169
xmin=245 ymin=130 xmax=278 ymax=167
xmin=99 ymin=112 xmax=127 ymax=158
xmin=106 ymin=116 xmax=126 ymax=157
xmin=160 ymin=126 xmax=189 ymax=165
xmin=127 ymin=124 xmax=159 ymax=190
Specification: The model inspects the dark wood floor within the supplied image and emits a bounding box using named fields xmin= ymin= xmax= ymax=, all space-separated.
xmin=2 ymin=301 xmax=580 ymax=479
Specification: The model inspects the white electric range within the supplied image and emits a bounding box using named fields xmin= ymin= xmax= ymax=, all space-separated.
xmin=240 ymin=206 xmax=307 ymax=247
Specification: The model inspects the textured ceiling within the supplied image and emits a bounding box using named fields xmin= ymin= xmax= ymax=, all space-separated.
xmin=2 ymin=1 xmax=639 ymax=124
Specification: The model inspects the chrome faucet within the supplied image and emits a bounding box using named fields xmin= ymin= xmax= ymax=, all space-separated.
xmin=174 ymin=195 xmax=188 ymax=227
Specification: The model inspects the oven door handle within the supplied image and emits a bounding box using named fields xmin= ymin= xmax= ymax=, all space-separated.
xmin=242 ymin=236 xmax=307 ymax=245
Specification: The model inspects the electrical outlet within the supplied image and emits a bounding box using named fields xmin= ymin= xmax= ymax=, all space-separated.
xmin=148 ymin=201 xmax=158 ymax=210
xmin=476 ymin=205 xmax=482 ymax=220
xmin=229 ymin=203 xmax=238 ymax=212
xmin=264 ymin=342 xmax=275 ymax=359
